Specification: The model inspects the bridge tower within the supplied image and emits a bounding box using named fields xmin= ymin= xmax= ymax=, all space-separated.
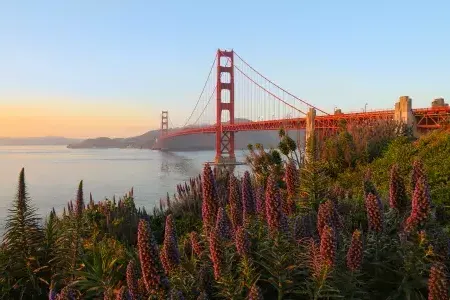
xmin=394 ymin=96 xmax=417 ymax=137
xmin=215 ymin=49 xmax=236 ymax=164
xmin=305 ymin=108 xmax=316 ymax=162
xmin=161 ymin=111 xmax=169 ymax=137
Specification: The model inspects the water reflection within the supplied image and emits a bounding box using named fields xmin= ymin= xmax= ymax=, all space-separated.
xmin=160 ymin=160 xmax=169 ymax=173
xmin=159 ymin=151 xmax=197 ymax=177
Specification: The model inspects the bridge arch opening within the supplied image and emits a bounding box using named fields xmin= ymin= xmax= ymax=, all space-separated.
xmin=220 ymin=72 xmax=231 ymax=84
xmin=221 ymin=89 xmax=230 ymax=104
xmin=220 ymin=110 xmax=231 ymax=124
xmin=219 ymin=56 xmax=231 ymax=67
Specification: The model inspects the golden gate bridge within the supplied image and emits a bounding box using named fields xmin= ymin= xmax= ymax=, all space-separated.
xmin=153 ymin=49 xmax=450 ymax=165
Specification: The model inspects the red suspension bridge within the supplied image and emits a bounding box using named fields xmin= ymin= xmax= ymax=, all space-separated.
xmin=153 ymin=49 xmax=450 ymax=164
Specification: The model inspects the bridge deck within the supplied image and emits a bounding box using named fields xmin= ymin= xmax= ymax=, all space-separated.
xmin=157 ymin=106 xmax=450 ymax=140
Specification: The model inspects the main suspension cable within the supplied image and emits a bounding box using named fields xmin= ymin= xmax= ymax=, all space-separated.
xmin=234 ymin=51 xmax=329 ymax=115
xmin=234 ymin=65 xmax=306 ymax=115
xmin=182 ymin=54 xmax=218 ymax=127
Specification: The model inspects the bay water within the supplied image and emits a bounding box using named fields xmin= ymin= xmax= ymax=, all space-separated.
xmin=0 ymin=146 xmax=249 ymax=231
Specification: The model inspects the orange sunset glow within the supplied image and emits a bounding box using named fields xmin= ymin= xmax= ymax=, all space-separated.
xmin=0 ymin=98 xmax=158 ymax=138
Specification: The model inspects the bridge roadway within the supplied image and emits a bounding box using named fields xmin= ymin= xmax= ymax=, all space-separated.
xmin=159 ymin=106 xmax=450 ymax=140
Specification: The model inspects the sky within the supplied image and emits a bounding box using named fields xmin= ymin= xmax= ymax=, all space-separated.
xmin=0 ymin=0 xmax=449 ymax=138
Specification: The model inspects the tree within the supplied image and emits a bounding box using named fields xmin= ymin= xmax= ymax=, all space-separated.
xmin=2 ymin=168 xmax=45 ymax=298
xmin=300 ymin=136 xmax=329 ymax=210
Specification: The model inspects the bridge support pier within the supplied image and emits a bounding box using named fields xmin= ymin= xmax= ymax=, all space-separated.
xmin=305 ymin=107 xmax=316 ymax=162
xmin=209 ymin=158 xmax=238 ymax=174
xmin=394 ymin=96 xmax=417 ymax=136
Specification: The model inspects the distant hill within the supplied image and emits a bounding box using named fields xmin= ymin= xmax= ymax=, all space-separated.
xmin=67 ymin=130 xmax=159 ymax=149
xmin=68 ymin=119 xmax=304 ymax=151
xmin=0 ymin=137 xmax=82 ymax=146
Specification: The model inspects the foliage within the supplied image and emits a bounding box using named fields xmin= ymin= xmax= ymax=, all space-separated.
xmin=1 ymin=168 xmax=45 ymax=299
xmin=1 ymin=128 xmax=450 ymax=299
xmin=321 ymin=130 xmax=357 ymax=177
xmin=246 ymin=143 xmax=284 ymax=187
xmin=370 ymin=128 xmax=450 ymax=206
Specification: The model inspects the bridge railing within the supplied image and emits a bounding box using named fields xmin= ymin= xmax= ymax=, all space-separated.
xmin=413 ymin=106 xmax=450 ymax=114
xmin=338 ymin=108 xmax=394 ymax=115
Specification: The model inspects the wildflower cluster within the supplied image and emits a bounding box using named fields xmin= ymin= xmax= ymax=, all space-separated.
xmin=1 ymin=128 xmax=449 ymax=300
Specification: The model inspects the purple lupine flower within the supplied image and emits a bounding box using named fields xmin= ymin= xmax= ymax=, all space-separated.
xmin=242 ymin=171 xmax=256 ymax=223
xmin=213 ymin=166 xmax=219 ymax=180
xmin=166 ymin=192 xmax=172 ymax=211
xmin=363 ymin=168 xmax=378 ymax=198
xmin=160 ymin=246 xmax=168 ymax=275
xmin=428 ymin=262 xmax=448 ymax=300
xmin=317 ymin=200 xmax=334 ymax=237
xmin=405 ymin=172 xmax=431 ymax=232
xmin=307 ymin=238 xmax=322 ymax=280
xmin=255 ymin=185 xmax=266 ymax=219
xmin=137 ymin=219 xmax=169 ymax=294
xmin=56 ymin=286 xmax=76 ymax=300
xmin=209 ymin=227 xmax=224 ymax=280
xmin=159 ymin=198 xmax=164 ymax=213
xmin=317 ymin=199 xmax=342 ymax=237
xmin=329 ymin=184 xmax=346 ymax=203
xmin=284 ymin=159 xmax=298 ymax=216
xmin=161 ymin=215 xmax=180 ymax=273
xmin=89 ymin=192 xmax=94 ymax=209
xmin=248 ymin=283 xmax=264 ymax=300
xmin=116 ymin=286 xmax=128 ymax=300
xmin=228 ymin=174 xmax=243 ymax=231
xmin=202 ymin=164 xmax=219 ymax=235
xmin=177 ymin=184 xmax=182 ymax=199
xmin=221 ymin=170 xmax=230 ymax=206
xmin=137 ymin=278 xmax=148 ymax=299
xmin=365 ymin=193 xmax=383 ymax=233
xmin=126 ymin=261 xmax=139 ymax=300
xmin=235 ymin=226 xmax=251 ymax=257
xmin=190 ymin=231 xmax=204 ymax=258
xmin=48 ymin=289 xmax=57 ymax=300
xmin=411 ymin=159 xmax=425 ymax=193
xmin=320 ymin=225 xmax=336 ymax=268
xmin=265 ymin=174 xmax=288 ymax=235
xmin=389 ymin=164 xmax=407 ymax=210
xmin=346 ymin=229 xmax=363 ymax=272
xmin=215 ymin=207 xmax=233 ymax=240
xmin=161 ymin=236 xmax=180 ymax=274
xmin=75 ymin=181 xmax=84 ymax=218
xmin=292 ymin=215 xmax=302 ymax=241
xmin=67 ymin=201 xmax=73 ymax=216
xmin=280 ymin=209 xmax=289 ymax=236
xmin=164 ymin=214 xmax=178 ymax=245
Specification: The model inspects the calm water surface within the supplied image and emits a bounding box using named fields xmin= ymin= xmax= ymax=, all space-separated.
xmin=0 ymin=146 xmax=249 ymax=230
